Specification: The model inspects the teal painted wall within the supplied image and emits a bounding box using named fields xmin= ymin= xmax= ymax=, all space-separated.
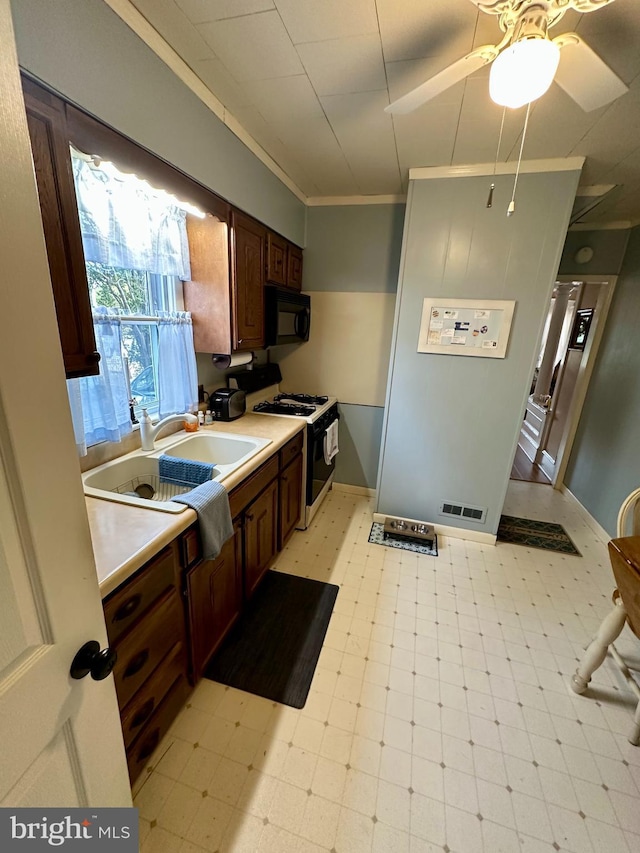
xmin=559 ymin=229 xmax=630 ymax=277
xmin=334 ymin=404 xmax=384 ymax=490
xmin=565 ymin=225 xmax=640 ymax=536
xmin=304 ymin=205 xmax=405 ymax=292
xmin=378 ymin=169 xmax=581 ymax=535
xmin=11 ymin=0 xmax=305 ymax=244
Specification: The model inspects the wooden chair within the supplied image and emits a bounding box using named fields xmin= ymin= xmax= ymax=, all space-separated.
xmin=570 ymin=488 xmax=640 ymax=745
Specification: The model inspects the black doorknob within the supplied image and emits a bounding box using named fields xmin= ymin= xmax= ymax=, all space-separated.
xmin=70 ymin=641 xmax=117 ymax=681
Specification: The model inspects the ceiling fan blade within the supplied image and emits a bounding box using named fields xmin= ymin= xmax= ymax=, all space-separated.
xmin=385 ymin=46 xmax=498 ymax=115
xmin=553 ymin=33 xmax=628 ymax=111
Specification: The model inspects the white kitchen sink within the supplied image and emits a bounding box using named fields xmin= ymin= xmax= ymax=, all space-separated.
xmin=82 ymin=430 xmax=272 ymax=512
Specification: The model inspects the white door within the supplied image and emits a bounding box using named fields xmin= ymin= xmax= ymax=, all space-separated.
xmin=0 ymin=1 xmax=131 ymax=807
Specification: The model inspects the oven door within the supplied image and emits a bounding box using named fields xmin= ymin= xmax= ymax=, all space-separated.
xmin=307 ymin=410 xmax=339 ymax=506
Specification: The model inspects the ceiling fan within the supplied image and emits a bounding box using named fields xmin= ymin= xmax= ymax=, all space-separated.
xmin=385 ymin=0 xmax=628 ymax=114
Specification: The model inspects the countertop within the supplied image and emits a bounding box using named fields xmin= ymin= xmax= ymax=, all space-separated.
xmin=89 ymin=413 xmax=306 ymax=598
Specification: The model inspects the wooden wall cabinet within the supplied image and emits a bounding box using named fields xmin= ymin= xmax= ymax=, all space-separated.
xmin=266 ymin=229 xmax=303 ymax=292
xmin=231 ymin=210 xmax=266 ymax=351
xmin=185 ymin=209 xmax=266 ymax=354
xmin=22 ymin=77 xmax=100 ymax=378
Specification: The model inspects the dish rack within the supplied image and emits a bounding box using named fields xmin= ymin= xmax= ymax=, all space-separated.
xmin=113 ymin=473 xmax=191 ymax=502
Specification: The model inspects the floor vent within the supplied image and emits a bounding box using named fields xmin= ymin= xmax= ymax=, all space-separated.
xmin=440 ymin=501 xmax=486 ymax=524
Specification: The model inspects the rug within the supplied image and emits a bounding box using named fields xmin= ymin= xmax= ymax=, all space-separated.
xmin=368 ymin=522 xmax=438 ymax=556
xmin=205 ymin=570 xmax=338 ymax=709
xmin=497 ymin=514 xmax=580 ymax=555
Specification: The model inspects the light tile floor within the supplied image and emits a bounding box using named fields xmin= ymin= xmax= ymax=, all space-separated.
xmin=134 ymin=481 xmax=640 ymax=852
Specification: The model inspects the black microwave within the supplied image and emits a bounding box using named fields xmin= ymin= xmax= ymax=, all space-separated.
xmin=264 ymin=286 xmax=310 ymax=346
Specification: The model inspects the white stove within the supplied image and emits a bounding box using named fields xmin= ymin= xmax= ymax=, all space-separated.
xmin=244 ymin=384 xmax=339 ymax=528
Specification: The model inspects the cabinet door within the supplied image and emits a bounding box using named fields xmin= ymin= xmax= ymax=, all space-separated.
xmin=266 ymin=231 xmax=287 ymax=286
xmin=287 ymin=244 xmax=303 ymax=292
xmin=186 ymin=527 xmax=241 ymax=679
xmin=22 ymin=77 xmax=100 ymax=378
xmin=231 ymin=210 xmax=265 ymax=351
xmin=244 ymin=479 xmax=278 ymax=599
xmin=279 ymin=452 xmax=303 ymax=548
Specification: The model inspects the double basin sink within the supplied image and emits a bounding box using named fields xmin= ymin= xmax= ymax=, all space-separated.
xmin=82 ymin=430 xmax=272 ymax=513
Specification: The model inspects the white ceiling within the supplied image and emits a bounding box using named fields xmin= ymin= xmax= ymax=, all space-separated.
xmin=125 ymin=0 xmax=640 ymax=224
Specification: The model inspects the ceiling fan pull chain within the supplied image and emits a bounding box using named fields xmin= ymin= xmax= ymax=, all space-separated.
xmin=487 ymin=106 xmax=507 ymax=208
xmin=508 ymin=100 xmax=531 ymax=216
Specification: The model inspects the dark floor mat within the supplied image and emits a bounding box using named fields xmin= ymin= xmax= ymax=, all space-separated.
xmin=497 ymin=514 xmax=580 ymax=555
xmin=204 ymin=570 xmax=338 ymax=709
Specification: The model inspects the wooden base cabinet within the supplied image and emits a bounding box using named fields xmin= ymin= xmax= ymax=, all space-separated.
xmin=243 ymin=478 xmax=278 ymax=599
xmin=185 ymin=522 xmax=242 ymax=680
xmin=279 ymin=452 xmax=303 ymax=548
xmin=103 ymin=541 xmax=189 ymax=785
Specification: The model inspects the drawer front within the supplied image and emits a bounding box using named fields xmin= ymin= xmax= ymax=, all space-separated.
xmin=120 ymin=641 xmax=187 ymax=749
xmin=104 ymin=545 xmax=177 ymax=645
xmin=229 ymin=455 xmax=278 ymax=519
xmin=279 ymin=431 xmax=304 ymax=470
xmin=126 ymin=674 xmax=191 ymax=784
xmin=180 ymin=526 xmax=201 ymax=570
xmin=113 ymin=589 xmax=183 ymax=709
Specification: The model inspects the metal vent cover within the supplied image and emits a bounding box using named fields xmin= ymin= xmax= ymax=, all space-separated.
xmin=440 ymin=501 xmax=486 ymax=524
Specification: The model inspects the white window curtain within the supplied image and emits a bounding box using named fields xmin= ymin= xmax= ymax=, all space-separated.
xmin=67 ymin=309 xmax=133 ymax=454
xmin=71 ymin=152 xmax=191 ymax=280
xmin=157 ymin=311 xmax=199 ymax=419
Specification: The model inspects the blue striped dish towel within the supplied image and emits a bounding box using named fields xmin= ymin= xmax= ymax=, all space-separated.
xmin=159 ymin=454 xmax=215 ymax=488
xmin=172 ymin=480 xmax=233 ymax=560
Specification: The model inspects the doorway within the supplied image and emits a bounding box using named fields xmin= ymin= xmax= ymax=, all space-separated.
xmin=510 ymin=275 xmax=616 ymax=487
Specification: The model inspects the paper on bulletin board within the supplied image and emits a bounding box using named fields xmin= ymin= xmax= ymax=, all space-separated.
xmin=417 ymin=298 xmax=515 ymax=359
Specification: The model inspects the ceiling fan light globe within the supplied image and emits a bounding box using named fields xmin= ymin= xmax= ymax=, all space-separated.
xmin=489 ymin=38 xmax=560 ymax=109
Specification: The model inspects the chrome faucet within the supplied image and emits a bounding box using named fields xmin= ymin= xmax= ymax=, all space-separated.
xmin=139 ymin=408 xmax=198 ymax=451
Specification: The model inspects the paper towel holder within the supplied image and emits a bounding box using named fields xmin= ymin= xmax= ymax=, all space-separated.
xmin=212 ymin=351 xmax=254 ymax=370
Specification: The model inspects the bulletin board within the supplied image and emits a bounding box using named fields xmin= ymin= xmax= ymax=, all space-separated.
xmin=417 ymin=298 xmax=515 ymax=359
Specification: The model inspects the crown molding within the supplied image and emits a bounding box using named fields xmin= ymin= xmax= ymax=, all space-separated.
xmin=102 ymin=0 xmax=307 ymax=204
xmin=410 ymin=157 xmax=585 ymax=180
xmin=306 ymin=194 xmax=407 ymax=206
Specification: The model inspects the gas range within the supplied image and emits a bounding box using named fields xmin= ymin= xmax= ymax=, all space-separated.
xmin=247 ymin=384 xmax=339 ymax=529
xmin=250 ymin=388 xmax=337 ymax=424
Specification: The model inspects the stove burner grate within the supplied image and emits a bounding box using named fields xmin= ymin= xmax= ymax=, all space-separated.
xmin=253 ymin=401 xmax=316 ymax=417
xmin=275 ymin=392 xmax=329 ymax=405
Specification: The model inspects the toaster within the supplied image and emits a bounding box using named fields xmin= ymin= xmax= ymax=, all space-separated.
xmin=209 ymin=387 xmax=246 ymax=421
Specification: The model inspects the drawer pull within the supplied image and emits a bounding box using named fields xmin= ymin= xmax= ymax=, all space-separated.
xmin=124 ymin=649 xmax=149 ymax=679
xmin=136 ymin=729 xmax=160 ymax=762
xmin=113 ymin=594 xmax=142 ymax=622
xmin=130 ymin=698 xmax=155 ymax=730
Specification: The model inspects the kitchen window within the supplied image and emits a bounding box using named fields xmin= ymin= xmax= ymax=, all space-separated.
xmin=67 ymin=149 xmax=199 ymax=453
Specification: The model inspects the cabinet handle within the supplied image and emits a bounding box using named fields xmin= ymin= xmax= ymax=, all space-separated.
xmin=123 ymin=649 xmax=149 ymax=679
xmin=136 ymin=728 xmax=160 ymax=763
xmin=245 ymin=512 xmax=254 ymax=521
xmin=113 ymin=593 xmax=142 ymax=622
xmin=130 ymin=698 xmax=155 ymax=730
xmin=281 ymin=475 xmax=288 ymax=483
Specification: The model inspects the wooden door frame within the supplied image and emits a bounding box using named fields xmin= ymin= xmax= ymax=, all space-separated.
xmin=552 ymin=274 xmax=617 ymax=489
